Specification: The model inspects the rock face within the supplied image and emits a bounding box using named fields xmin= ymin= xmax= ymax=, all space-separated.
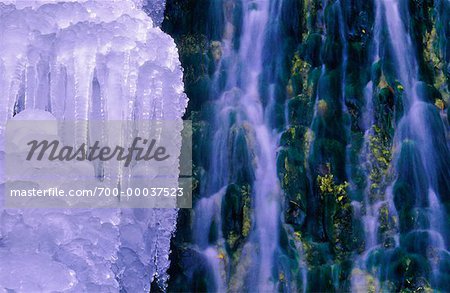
xmin=0 ymin=0 xmax=186 ymax=291
xmin=163 ymin=0 xmax=450 ymax=292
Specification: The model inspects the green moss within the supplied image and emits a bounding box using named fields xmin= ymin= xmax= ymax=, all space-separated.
xmin=377 ymin=203 xmax=397 ymax=249
xmin=366 ymin=125 xmax=393 ymax=203
xmin=299 ymin=33 xmax=323 ymax=67
xmin=291 ymin=53 xmax=314 ymax=96
xmin=242 ymin=186 xmax=251 ymax=237
xmin=227 ymin=232 xmax=239 ymax=249
xmin=222 ymin=183 xmax=253 ymax=252
xmin=278 ymin=125 xmax=311 ymax=229
xmin=317 ymin=173 xmax=349 ymax=202
xmin=316 ymin=169 xmax=353 ymax=262
xmin=287 ymin=95 xmax=314 ymax=126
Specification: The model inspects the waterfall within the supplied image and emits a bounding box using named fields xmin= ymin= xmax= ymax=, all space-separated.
xmin=190 ymin=0 xmax=290 ymax=291
xmin=382 ymin=0 xmax=450 ymax=283
xmin=351 ymin=1 xmax=386 ymax=290
xmin=162 ymin=0 xmax=450 ymax=291
xmin=3 ymin=0 xmax=450 ymax=291
xmin=351 ymin=0 xmax=450 ymax=290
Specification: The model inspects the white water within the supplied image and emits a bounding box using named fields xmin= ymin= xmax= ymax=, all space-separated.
xmin=195 ymin=0 xmax=284 ymax=291
xmin=0 ymin=0 xmax=187 ymax=291
xmin=194 ymin=189 xmax=226 ymax=292
xmin=382 ymin=0 xmax=447 ymax=248
xmin=383 ymin=0 xmax=419 ymax=99
xmin=351 ymin=0 xmax=450 ymax=289
xmin=352 ymin=0 xmax=448 ymax=289
xmin=228 ymin=1 xmax=282 ymax=290
xmin=360 ymin=2 xmax=385 ymax=261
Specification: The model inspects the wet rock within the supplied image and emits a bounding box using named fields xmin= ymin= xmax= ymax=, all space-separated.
xmin=416 ymin=81 xmax=442 ymax=103
xmin=287 ymin=95 xmax=314 ymax=126
xmin=300 ymin=33 xmax=323 ymax=67
xmin=221 ymin=183 xmax=252 ymax=252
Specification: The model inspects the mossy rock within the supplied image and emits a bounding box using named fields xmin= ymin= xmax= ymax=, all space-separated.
xmin=277 ymin=145 xmax=309 ymax=225
xmin=287 ymin=95 xmax=314 ymax=126
xmin=285 ymin=199 xmax=307 ymax=228
xmin=396 ymin=209 xmax=421 ymax=234
xmin=280 ymin=126 xmax=307 ymax=149
xmin=393 ymin=181 xmax=416 ymax=215
xmin=365 ymin=247 xmax=388 ymax=274
xmin=318 ymin=69 xmax=343 ymax=108
xmin=380 ymin=59 xmax=398 ymax=85
xmin=377 ymin=87 xmax=395 ymax=109
xmin=372 ymin=87 xmax=396 ymax=134
xmin=306 ymin=265 xmax=336 ymax=292
xmin=166 ymin=246 xmax=218 ymax=293
xmin=228 ymin=123 xmax=256 ymax=185
xmin=371 ymin=60 xmax=382 ymax=86
xmin=279 ymin=225 xmax=302 ymax=261
xmin=347 ymin=41 xmax=365 ymax=68
xmin=332 ymin=201 xmax=354 ymax=261
xmin=191 ymin=115 xmax=211 ymax=170
xmin=303 ymin=239 xmax=334 ymax=267
xmin=221 ymin=183 xmax=252 ymax=252
xmin=310 ymin=138 xmax=347 ymax=180
xmin=387 ymin=252 xmax=431 ymax=291
xmin=352 ymin=219 xmax=366 ymax=253
xmin=185 ymin=75 xmax=211 ymax=111
xmin=416 ymin=81 xmax=442 ymax=103
xmin=322 ymin=38 xmax=343 ymax=69
xmin=377 ymin=204 xmax=398 ymax=248
xmin=393 ymin=140 xmax=429 ymax=222
xmin=300 ymin=33 xmax=323 ymax=67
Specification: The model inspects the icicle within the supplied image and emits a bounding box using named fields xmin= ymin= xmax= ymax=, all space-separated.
xmin=0 ymin=0 xmax=186 ymax=291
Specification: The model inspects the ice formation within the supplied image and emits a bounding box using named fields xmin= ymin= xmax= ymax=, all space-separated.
xmin=0 ymin=0 xmax=186 ymax=291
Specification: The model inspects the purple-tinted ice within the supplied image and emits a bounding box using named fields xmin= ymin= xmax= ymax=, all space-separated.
xmin=0 ymin=0 xmax=186 ymax=291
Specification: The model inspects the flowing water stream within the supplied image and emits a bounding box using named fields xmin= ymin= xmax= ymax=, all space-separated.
xmin=352 ymin=0 xmax=450 ymax=290
xmin=3 ymin=0 xmax=450 ymax=292
xmin=192 ymin=0 xmax=285 ymax=291
xmin=383 ymin=0 xmax=450 ymax=288
xmin=163 ymin=1 xmax=450 ymax=291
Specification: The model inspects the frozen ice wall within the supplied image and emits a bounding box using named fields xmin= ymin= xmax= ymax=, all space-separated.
xmin=0 ymin=0 xmax=186 ymax=291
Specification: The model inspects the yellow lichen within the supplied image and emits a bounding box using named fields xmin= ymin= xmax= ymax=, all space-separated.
xmin=424 ymin=27 xmax=450 ymax=103
xmin=242 ymin=187 xmax=251 ymax=237
xmin=227 ymin=232 xmax=239 ymax=248
xmin=291 ymin=53 xmax=312 ymax=96
xmin=317 ymin=99 xmax=328 ymax=115
xmin=217 ymin=250 xmax=226 ymax=260
xmin=435 ymin=98 xmax=445 ymax=111
xmin=317 ymin=173 xmax=349 ymax=202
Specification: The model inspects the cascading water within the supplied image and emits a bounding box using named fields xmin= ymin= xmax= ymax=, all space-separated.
xmin=190 ymin=0 xmax=289 ymax=291
xmin=193 ymin=188 xmax=226 ymax=292
xmin=383 ymin=0 xmax=450 ymax=288
xmin=352 ymin=0 xmax=450 ymax=290
xmin=351 ymin=1 xmax=388 ymax=290
xmin=163 ymin=0 xmax=450 ymax=292
xmin=4 ymin=0 xmax=450 ymax=291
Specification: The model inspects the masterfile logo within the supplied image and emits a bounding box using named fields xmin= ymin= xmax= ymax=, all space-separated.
xmin=4 ymin=119 xmax=192 ymax=208
xmin=26 ymin=137 xmax=171 ymax=167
